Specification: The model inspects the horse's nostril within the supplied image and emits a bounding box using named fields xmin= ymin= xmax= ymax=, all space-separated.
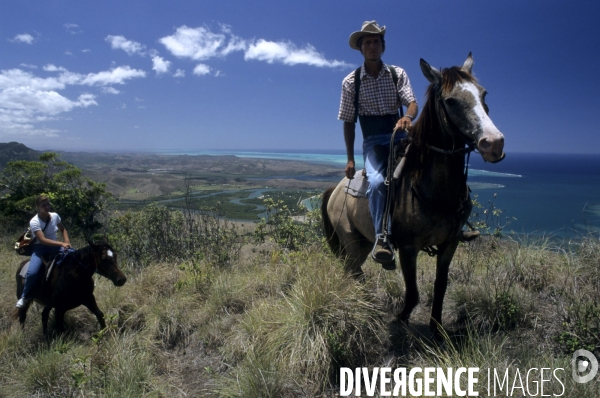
xmin=478 ymin=137 xmax=491 ymax=151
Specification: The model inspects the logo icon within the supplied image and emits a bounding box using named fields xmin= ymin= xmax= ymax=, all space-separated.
xmin=572 ymin=349 xmax=598 ymax=384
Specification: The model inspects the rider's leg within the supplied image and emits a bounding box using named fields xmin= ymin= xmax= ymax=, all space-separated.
xmin=364 ymin=136 xmax=395 ymax=267
xmin=18 ymin=250 xmax=43 ymax=307
xmin=364 ymin=150 xmax=387 ymax=237
xmin=18 ymin=245 xmax=57 ymax=307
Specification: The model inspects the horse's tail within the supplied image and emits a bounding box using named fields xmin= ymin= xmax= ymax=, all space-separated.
xmin=321 ymin=186 xmax=342 ymax=256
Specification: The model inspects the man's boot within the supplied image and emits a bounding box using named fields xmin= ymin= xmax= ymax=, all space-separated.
xmin=372 ymin=238 xmax=396 ymax=270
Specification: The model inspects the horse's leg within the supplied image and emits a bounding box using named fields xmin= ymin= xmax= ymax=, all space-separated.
xmin=42 ymin=306 xmax=52 ymax=336
xmin=430 ymin=240 xmax=459 ymax=338
xmin=341 ymin=238 xmax=370 ymax=278
xmin=54 ymin=307 xmax=66 ymax=333
xmin=83 ymin=295 xmax=106 ymax=330
xmin=397 ymin=247 xmax=419 ymax=322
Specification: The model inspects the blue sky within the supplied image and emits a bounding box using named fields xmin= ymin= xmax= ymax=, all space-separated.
xmin=1 ymin=0 xmax=598 ymax=154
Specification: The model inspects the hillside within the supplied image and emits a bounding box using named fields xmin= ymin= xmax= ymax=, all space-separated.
xmin=0 ymin=142 xmax=39 ymax=168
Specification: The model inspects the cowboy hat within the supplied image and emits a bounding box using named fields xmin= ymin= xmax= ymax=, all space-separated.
xmin=349 ymin=21 xmax=386 ymax=50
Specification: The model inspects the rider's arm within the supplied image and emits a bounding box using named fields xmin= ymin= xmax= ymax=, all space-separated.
xmin=57 ymin=222 xmax=70 ymax=247
xmin=396 ymin=101 xmax=419 ymax=131
xmin=34 ymin=226 xmax=70 ymax=249
xmin=344 ymin=121 xmax=356 ymax=179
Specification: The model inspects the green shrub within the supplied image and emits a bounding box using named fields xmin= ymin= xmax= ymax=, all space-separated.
xmin=108 ymin=203 xmax=241 ymax=267
xmin=556 ymin=297 xmax=600 ymax=353
xmin=254 ymin=197 xmax=323 ymax=251
xmin=0 ymin=152 xmax=111 ymax=238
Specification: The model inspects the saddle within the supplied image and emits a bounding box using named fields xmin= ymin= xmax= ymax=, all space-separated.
xmin=344 ymin=138 xmax=410 ymax=199
xmin=19 ymin=253 xmax=58 ymax=283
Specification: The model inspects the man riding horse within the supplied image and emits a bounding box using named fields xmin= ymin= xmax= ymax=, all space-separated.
xmin=338 ymin=21 xmax=418 ymax=269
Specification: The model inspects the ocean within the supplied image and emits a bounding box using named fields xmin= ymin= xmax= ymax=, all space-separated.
xmin=162 ymin=149 xmax=600 ymax=237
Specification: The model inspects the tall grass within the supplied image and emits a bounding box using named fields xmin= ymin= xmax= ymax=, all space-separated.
xmin=1 ymin=199 xmax=599 ymax=396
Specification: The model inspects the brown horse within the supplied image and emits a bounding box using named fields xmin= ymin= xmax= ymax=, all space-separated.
xmin=322 ymin=54 xmax=505 ymax=337
xmin=14 ymin=239 xmax=127 ymax=334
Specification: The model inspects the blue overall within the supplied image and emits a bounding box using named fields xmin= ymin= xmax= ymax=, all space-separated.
xmin=363 ymin=130 xmax=407 ymax=236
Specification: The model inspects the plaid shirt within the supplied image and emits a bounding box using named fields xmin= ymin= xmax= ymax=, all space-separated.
xmin=338 ymin=62 xmax=417 ymax=123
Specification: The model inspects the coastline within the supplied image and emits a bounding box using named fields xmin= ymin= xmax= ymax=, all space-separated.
xmin=45 ymin=148 xmax=600 ymax=236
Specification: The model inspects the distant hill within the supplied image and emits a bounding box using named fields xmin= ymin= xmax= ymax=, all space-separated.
xmin=0 ymin=142 xmax=39 ymax=169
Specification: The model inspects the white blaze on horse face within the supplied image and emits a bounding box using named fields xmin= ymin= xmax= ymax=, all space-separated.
xmin=458 ymin=82 xmax=504 ymax=160
xmin=107 ymin=250 xmax=113 ymax=258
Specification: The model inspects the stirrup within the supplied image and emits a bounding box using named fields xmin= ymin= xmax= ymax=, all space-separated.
xmin=371 ymin=234 xmax=396 ymax=262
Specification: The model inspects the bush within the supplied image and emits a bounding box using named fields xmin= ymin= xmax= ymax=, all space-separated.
xmin=108 ymin=203 xmax=241 ymax=268
xmin=254 ymin=197 xmax=323 ymax=251
xmin=0 ymin=152 xmax=111 ymax=238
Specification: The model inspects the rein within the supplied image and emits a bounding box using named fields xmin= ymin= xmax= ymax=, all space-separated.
xmin=58 ymin=247 xmax=99 ymax=274
xmin=427 ymin=85 xmax=478 ymax=179
xmin=408 ymin=85 xmax=477 ymax=214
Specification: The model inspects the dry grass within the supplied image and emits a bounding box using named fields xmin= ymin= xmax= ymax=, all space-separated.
xmin=1 ymin=229 xmax=599 ymax=396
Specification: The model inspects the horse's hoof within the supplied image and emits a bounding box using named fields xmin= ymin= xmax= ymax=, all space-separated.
xmin=381 ymin=260 xmax=396 ymax=271
xmin=430 ymin=321 xmax=448 ymax=341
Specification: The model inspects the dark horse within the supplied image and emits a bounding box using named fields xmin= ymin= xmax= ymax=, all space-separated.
xmin=322 ymin=54 xmax=505 ymax=337
xmin=14 ymin=239 xmax=127 ymax=334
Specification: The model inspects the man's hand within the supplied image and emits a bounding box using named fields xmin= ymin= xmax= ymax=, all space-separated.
xmin=395 ymin=116 xmax=412 ymax=132
xmin=345 ymin=160 xmax=356 ymax=179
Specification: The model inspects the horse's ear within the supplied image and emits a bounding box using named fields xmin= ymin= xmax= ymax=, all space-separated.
xmin=462 ymin=52 xmax=474 ymax=74
xmin=420 ymin=58 xmax=441 ymax=86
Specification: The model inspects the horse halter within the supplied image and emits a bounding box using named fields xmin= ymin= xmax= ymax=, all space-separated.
xmin=428 ymin=84 xmax=478 ymax=157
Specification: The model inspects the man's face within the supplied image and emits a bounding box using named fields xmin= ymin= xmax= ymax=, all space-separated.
xmin=360 ymin=34 xmax=383 ymax=61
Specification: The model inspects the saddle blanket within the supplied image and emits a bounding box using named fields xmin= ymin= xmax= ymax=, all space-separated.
xmin=344 ymin=170 xmax=369 ymax=198
xmin=19 ymin=258 xmax=57 ymax=281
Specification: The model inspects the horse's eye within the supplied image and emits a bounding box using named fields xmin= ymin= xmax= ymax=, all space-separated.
xmin=444 ymin=98 xmax=457 ymax=106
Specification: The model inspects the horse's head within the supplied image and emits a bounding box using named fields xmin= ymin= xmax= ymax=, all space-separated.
xmin=420 ymin=53 xmax=505 ymax=163
xmin=89 ymin=239 xmax=127 ymax=287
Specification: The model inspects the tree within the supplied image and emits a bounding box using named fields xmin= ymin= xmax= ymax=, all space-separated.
xmin=0 ymin=152 xmax=112 ymax=237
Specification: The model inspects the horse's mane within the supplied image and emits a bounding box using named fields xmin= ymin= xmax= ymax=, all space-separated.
xmin=73 ymin=241 xmax=114 ymax=261
xmin=404 ymin=66 xmax=477 ymax=181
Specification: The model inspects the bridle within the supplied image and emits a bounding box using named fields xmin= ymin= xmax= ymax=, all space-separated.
xmin=406 ymin=83 xmax=480 ymax=215
xmin=429 ymin=85 xmax=478 ymax=154
xmin=427 ymin=84 xmax=480 ymax=178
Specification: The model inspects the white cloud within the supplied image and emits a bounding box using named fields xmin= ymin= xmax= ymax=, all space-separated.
xmin=11 ymin=33 xmax=35 ymax=44
xmin=64 ymin=23 xmax=82 ymax=35
xmin=20 ymin=64 xmax=37 ymax=69
xmin=0 ymin=87 xmax=97 ymax=138
xmin=0 ymin=69 xmax=66 ymax=91
xmin=105 ymin=35 xmax=146 ymax=56
xmin=43 ymin=64 xmax=68 ymax=73
xmin=80 ymin=66 xmax=146 ymax=86
xmin=159 ymin=25 xmax=244 ymax=61
xmin=82 ymin=49 xmax=91 ymax=53
xmin=193 ymin=64 xmax=211 ymax=76
xmin=245 ymin=40 xmax=352 ymax=68
xmin=173 ymin=69 xmax=185 ymax=78
xmin=159 ymin=24 xmax=351 ymax=72
xmin=0 ymin=65 xmax=145 ymax=139
xmin=101 ymin=87 xmax=120 ymax=95
xmin=152 ymin=56 xmax=171 ymax=74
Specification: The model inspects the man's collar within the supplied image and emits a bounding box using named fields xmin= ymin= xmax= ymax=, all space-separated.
xmin=360 ymin=61 xmax=389 ymax=79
